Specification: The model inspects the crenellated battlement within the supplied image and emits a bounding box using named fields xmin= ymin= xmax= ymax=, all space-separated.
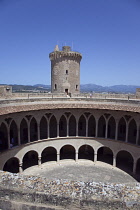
xmin=49 ymin=49 xmax=82 ymax=61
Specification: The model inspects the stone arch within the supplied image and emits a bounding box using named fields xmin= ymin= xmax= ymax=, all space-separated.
xmin=0 ymin=122 xmax=8 ymax=150
xmin=69 ymin=115 xmax=76 ymax=136
xmin=41 ymin=146 xmax=57 ymax=163
xmin=40 ymin=116 xmax=48 ymax=140
xmin=10 ymin=120 xmax=18 ymax=147
xmin=118 ymin=117 xmax=126 ymax=141
xmin=98 ymin=116 xmax=106 ymax=138
xmin=60 ymin=145 xmax=75 ymax=160
xmin=49 ymin=115 xmax=57 ymax=138
xmin=107 ymin=116 xmax=116 ymax=139
xmin=59 ymin=115 xmax=67 ymax=137
xmin=78 ymin=144 xmax=94 ymax=161
xmin=30 ymin=117 xmax=38 ymax=142
xmin=116 ymin=150 xmax=133 ymax=173
xmin=78 ymin=115 xmax=86 ymax=136
xmin=3 ymin=157 xmax=19 ymax=173
xmin=97 ymin=146 xmax=113 ymax=165
xmin=88 ymin=115 xmax=96 ymax=137
xmin=20 ymin=118 xmax=28 ymax=144
xmin=22 ymin=150 xmax=38 ymax=170
xmin=128 ymin=119 xmax=137 ymax=144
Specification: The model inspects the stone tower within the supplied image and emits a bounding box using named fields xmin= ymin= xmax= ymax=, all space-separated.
xmin=49 ymin=45 xmax=82 ymax=95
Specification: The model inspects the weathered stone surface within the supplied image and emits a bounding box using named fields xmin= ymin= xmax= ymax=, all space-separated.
xmin=0 ymin=171 xmax=140 ymax=209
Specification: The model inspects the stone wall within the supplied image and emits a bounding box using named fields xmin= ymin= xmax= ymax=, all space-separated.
xmin=0 ymin=171 xmax=140 ymax=209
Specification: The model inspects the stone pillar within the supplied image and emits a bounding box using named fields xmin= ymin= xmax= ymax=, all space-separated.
xmin=95 ymin=119 xmax=98 ymax=137
xmin=94 ymin=153 xmax=97 ymax=162
xmin=136 ymin=124 xmax=139 ymax=145
xmin=18 ymin=128 xmax=20 ymax=146
xmin=37 ymin=124 xmax=40 ymax=140
xmin=133 ymin=161 xmax=137 ymax=175
xmin=47 ymin=121 xmax=50 ymax=138
xmin=125 ymin=123 xmax=128 ymax=143
xmin=8 ymin=129 xmax=10 ymax=149
xmin=19 ymin=163 xmax=23 ymax=173
xmin=113 ymin=155 xmax=116 ymax=167
xmin=67 ymin=120 xmax=69 ymax=137
xmin=86 ymin=119 xmax=88 ymax=137
xmin=76 ymin=151 xmax=78 ymax=161
xmin=57 ymin=123 xmax=59 ymax=138
xmin=57 ymin=153 xmax=60 ymax=162
xmin=115 ymin=120 xmax=119 ymax=140
xmin=105 ymin=120 xmax=108 ymax=139
xmin=38 ymin=156 xmax=42 ymax=166
xmin=28 ymin=124 xmax=30 ymax=143
xmin=76 ymin=120 xmax=78 ymax=137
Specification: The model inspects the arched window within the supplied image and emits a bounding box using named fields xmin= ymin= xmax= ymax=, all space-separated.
xmin=66 ymin=70 xmax=68 ymax=75
xmin=54 ymin=84 xmax=57 ymax=90
xmin=30 ymin=117 xmax=38 ymax=142
xmin=69 ymin=115 xmax=76 ymax=136
xmin=107 ymin=117 xmax=116 ymax=139
xmin=20 ymin=119 xmax=28 ymax=144
xmin=49 ymin=115 xmax=57 ymax=138
xmin=98 ymin=116 xmax=106 ymax=138
xmin=59 ymin=115 xmax=67 ymax=137
xmin=118 ymin=117 xmax=126 ymax=141
xmin=78 ymin=115 xmax=86 ymax=136
xmin=40 ymin=116 xmax=48 ymax=140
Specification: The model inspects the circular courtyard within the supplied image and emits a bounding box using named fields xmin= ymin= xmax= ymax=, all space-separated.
xmin=23 ymin=160 xmax=137 ymax=185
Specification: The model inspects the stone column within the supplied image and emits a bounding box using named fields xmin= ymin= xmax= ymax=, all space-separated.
xmin=18 ymin=128 xmax=20 ymax=146
xmin=136 ymin=124 xmax=139 ymax=145
xmin=75 ymin=151 xmax=78 ymax=161
xmin=86 ymin=119 xmax=88 ymax=137
xmin=94 ymin=153 xmax=97 ymax=162
xmin=105 ymin=120 xmax=108 ymax=139
xmin=125 ymin=123 xmax=128 ymax=143
xmin=76 ymin=120 xmax=78 ymax=137
xmin=57 ymin=153 xmax=60 ymax=162
xmin=28 ymin=124 xmax=30 ymax=143
xmin=8 ymin=129 xmax=10 ymax=149
xmin=37 ymin=123 xmax=40 ymax=140
xmin=47 ymin=121 xmax=50 ymax=138
xmin=113 ymin=155 xmax=116 ymax=167
xmin=38 ymin=156 xmax=42 ymax=166
xmin=67 ymin=120 xmax=69 ymax=137
xmin=95 ymin=118 xmax=98 ymax=138
xmin=115 ymin=120 xmax=119 ymax=140
xmin=19 ymin=163 xmax=23 ymax=173
xmin=133 ymin=161 xmax=137 ymax=175
xmin=57 ymin=123 xmax=59 ymax=138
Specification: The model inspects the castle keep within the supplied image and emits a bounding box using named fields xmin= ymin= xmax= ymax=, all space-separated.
xmin=49 ymin=45 xmax=82 ymax=95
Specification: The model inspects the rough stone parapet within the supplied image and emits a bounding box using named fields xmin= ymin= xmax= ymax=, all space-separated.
xmin=0 ymin=171 xmax=140 ymax=209
xmin=0 ymin=98 xmax=140 ymax=116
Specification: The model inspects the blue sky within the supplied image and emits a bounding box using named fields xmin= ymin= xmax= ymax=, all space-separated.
xmin=0 ymin=0 xmax=140 ymax=86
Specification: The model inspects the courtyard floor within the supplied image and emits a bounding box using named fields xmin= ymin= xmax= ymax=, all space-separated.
xmin=23 ymin=160 xmax=137 ymax=185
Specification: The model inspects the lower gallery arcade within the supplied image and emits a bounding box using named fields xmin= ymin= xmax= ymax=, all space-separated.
xmin=0 ymin=108 xmax=140 ymax=180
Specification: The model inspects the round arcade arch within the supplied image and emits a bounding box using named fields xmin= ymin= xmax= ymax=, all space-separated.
xmin=22 ymin=150 xmax=38 ymax=170
xmin=78 ymin=144 xmax=94 ymax=161
xmin=116 ymin=150 xmax=133 ymax=173
xmin=60 ymin=145 xmax=75 ymax=160
xmin=97 ymin=146 xmax=113 ymax=165
xmin=41 ymin=147 xmax=57 ymax=163
xmin=3 ymin=157 xmax=19 ymax=173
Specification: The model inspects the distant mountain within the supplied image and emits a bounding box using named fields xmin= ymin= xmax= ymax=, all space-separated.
xmin=0 ymin=84 xmax=139 ymax=94
xmin=80 ymin=84 xmax=140 ymax=93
